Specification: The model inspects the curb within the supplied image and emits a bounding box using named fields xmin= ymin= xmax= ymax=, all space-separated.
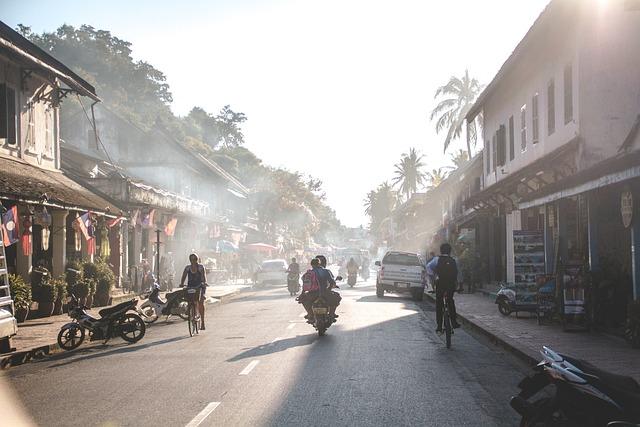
xmin=1 ymin=285 xmax=254 ymax=371
xmin=424 ymin=292 xmax=539 ymax=366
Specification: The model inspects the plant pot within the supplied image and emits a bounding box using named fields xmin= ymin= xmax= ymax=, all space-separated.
xmin=53 ymin=298 xmax=63 ymax=315
xmin=15 ymin=307 xmax=29 ymax=323
xmin=38 ymin=301 xmax=55 ymax=318
xmin=94 ymin=292 xmax=109 ymax=307
xmin=86 ymin=294 xmax=94 ymax=308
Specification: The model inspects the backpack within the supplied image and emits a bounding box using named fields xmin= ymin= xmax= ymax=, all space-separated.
xmin=302 ymin=269 xmax=320 ymax=292
xmin=435 ymin=256 xmax=458 ymax=285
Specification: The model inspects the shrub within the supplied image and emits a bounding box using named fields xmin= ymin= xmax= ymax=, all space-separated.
xmin=74 ymin=280 xmax=90 ymax=299
xmin=50 ymin=276 xmax=67 ymax=301
xmin=84 ymin=258 xmax=115 ymax=307
xmin=8 ymin=274 xmax=31 ymax=311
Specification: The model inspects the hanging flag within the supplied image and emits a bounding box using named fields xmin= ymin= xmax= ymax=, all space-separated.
xmin=131 ymin=209 xmax=140 ymax=227
xmin=2 ymin=206 xmax=19 ymax=246
xmin=74 ymin=212 xmax=91 ymax=240
xmin=99 ymin=227 xmax=110 ymax=258
xmin=107 ymin=216 xmax=124 ymax=228
xmin=87 ymin=237 xmax=96 ymax=256
xmin=164 ymin=217 xmax=178 ymax=236
xmin=21 ymin=216 xmax=32 ymax=256
xmin=141 ymin=209 xmax=155 ymax=229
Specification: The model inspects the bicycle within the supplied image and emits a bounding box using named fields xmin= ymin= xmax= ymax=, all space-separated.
xmin=185 ymin=287 xmax=201 ymax=337
xmin=442 ymin=290 xmax=453 ymax=349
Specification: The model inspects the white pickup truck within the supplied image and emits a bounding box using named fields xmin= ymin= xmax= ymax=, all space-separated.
xmin=375 ymin=251 xmax=426 ymax=301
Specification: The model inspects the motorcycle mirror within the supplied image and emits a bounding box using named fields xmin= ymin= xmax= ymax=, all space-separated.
xmin=374 ymin=261 xmax=381 ymax=266
xmin=336 ymin=276 xmax=343 ymax=281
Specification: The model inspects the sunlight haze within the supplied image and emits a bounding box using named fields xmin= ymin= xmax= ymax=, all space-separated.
xmin=3 ymin=0 xmax=549 ymax=226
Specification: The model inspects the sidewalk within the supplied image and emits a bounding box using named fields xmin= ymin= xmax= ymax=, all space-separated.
xmin=1 ymin=282 xmax=252 ymax=368
xmin=434 ymin=291 xmax=640 ymax=380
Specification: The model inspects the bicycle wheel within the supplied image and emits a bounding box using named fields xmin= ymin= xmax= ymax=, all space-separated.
xmin=444 ymin=308 xmax=452 ymax=349
xmin=188 ymin=303 xmax=196 ymax=337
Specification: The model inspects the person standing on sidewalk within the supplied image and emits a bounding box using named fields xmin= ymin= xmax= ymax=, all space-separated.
xmin=426 ymin=243 xmax=461 ymax=333
xmin=180 ymin=253 xmax=208 ymax=330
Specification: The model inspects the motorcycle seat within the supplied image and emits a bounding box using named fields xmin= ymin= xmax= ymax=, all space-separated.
xmin=165 ymin=289 xmax=184 ymax=300
xmin=568 ymin=357 xmax=640 ymax=393
xmin=98 ymin=300 xmax=135 ymax=318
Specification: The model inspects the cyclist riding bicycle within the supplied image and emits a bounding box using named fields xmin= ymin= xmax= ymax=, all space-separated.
xmin=180 ymin=253 xmax=208 ymax=330
xmin=426 ymin=243 xmax=461 ymax=333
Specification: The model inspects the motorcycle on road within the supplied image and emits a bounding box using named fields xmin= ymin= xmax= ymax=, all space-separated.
xmin=136 ymin=284 xmax=189 ymax=324
xmin=287 ymin=272 xmax=300 ymax=296
xmin=310 ymin=276 xmax=342 ymax=336
xmin=347 ymin=272 xmax=357 ymax=287
xmin=511 ymin=346 xmax=640 ymax=426
xmin=57 ymin=295 xmax=146 ymax=351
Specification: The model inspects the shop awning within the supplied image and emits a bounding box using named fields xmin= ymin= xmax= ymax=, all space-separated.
xmin=0 ymin=155 xmax=121 ymax=216
xmin=519 ymin=149 xmax=640 ymax=209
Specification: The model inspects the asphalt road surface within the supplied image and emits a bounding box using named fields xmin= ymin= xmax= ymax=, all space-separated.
xmin=4 ymin=277 xmax=528 ymax=427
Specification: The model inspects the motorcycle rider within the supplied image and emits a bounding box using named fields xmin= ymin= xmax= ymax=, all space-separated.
xmin=347 ymin=257 xmax=359 ymax=276
xmin=180 ymin=253 xmax=208 ymax=330
xmin=316 ymin=255 xmax=341 ymax=320
xmin=426 ymin=243 xmax=461 ymax=333
xmin=287 ymin=257 xmax=300 ymax=276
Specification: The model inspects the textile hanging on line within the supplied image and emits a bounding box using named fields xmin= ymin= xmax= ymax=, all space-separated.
xmin=99 ymin=227 xmax=110 ymax=258
xmin=2 ymin=206 xmax=19 ymax=246
xmin=21 ymin=215 xmax=32 ymax=256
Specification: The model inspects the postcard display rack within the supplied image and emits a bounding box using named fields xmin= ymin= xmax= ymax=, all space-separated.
xmin=512 ymin=231 xmax=546 ymax=303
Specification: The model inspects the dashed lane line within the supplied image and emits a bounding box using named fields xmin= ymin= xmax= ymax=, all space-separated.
xmin=269 ymin=337 xmax=282 ymax=346
xmin=299 ymin=312 xmax=306 ymax=317
xmin=239 ymin=360 xmax=260 ymax=376
xmin=185 ymin=402 xmax=221 ymax=427
xmin=287 ymin=323 xmax=296 ymax=330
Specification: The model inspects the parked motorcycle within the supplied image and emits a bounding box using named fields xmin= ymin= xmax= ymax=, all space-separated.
xmin=287 ymin=272 xmax=300 ymax=296
xmin=511 ymin=346 xmax=640 ymax=426
xmin=137 ymin=284 xmax=189 ymax=324
xmin=347 ymin=272 xmax=357 ymax=287
xmin=57 ymin=295 xmax=146 ymax=351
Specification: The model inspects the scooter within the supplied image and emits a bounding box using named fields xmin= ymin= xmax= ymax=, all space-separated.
xmin=137 ymin=284 xmax=189 ymax=324
xmin=57 ymin=295 xmax=145 ymax=350
xmin=511 ymin=346 xmax=640 ymax=426
xmin=287 ymin=272 xmax=300 ymax=296
xmin=347 ymin=272 xmax=357 ymax=287
xmin=310 ymin=276 xmax=342 ymax=336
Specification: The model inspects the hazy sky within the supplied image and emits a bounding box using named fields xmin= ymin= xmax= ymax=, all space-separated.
xmin=3 ymin=0 xmax=549 ymax=227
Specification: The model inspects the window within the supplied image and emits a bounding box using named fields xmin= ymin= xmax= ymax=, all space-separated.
xmin=564 ymin=64 xmax=573 ymax=124
xmin=492 ymin=133 xmax=497 ymax=171
xmin=547 ymin=80 xmax=555 ymax=135
xmin=0 ymin=84 xmax=17 ymax=145
xmin=44 ymin=107 xmax=54 ymax=157
xmin=532 ymin=93 xmax=539 ymax=144
xmin=509 ymin=116 xmax=515 ymax=160
xmin=497 ymin=125 xmax=506 ymax=167
xmin=520 ymin=104 xmax=527 ymax=151
xmin=486 ymin=140 xmax=491 ymax=174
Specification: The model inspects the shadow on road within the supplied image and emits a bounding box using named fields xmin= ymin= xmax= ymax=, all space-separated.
xmin=226 ymin=331 xmax=326 ymax=362
xmin=46 ymin=336 xmax=189 ymax=368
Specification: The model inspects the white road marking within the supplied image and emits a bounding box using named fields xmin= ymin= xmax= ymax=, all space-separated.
xmin=287 ymin=323 xmax=296 ymax=330
xmin=239 ymin=360 xmax=260 ymax=376
xmin=299 ymin=312 xmax=306 ymax=317
xmin=269 ymin=337 xmax=282 ymax=345
xmin=185 ymin=402 xmax=221 ymax=427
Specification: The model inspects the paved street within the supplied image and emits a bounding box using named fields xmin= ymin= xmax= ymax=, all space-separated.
xmin=4 ymin=278 xmax=527 ymax=427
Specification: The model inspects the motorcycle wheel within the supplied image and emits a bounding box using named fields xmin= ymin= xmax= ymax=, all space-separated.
xmin=498 ymin=300 xmax=512 ymax=316
xmin=119 ymin=313 xmax=146 ymax=343
xmin=140 ymin=306 xmax=158 ymax=324
xmin=317 ymin=320 xmax=327 ymax=336
xmin=519 ymin=398 xmax=563 ymax=427
xmin=57 ymin=324 xmax=85 ymax=351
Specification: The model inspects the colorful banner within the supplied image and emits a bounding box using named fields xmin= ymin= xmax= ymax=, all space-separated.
xmin=2 ymin=206 xmax=19 ymax=247
xmin=164 ymin=217 xmax=178 ymax=236
xmin=75 ymin=212 xmax=91 ymax=241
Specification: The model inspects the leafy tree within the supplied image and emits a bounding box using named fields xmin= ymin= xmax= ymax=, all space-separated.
xmin=430 ymin=69 xmax=483 ymax=157
xmin=184 ymin=105 xmax=247 ymax=149
xmin=450 ymin=149 xmax=469 ymax=168
xmin=363 ymin=182 xmax=397 ymax=243
xmin=426 ymin=167 xmax=451 ymax=189
xmin=392 ymin=148 xmax=426 ymax=201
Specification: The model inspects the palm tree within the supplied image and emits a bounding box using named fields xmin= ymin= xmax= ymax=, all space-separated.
xmin=363 ymin=182 xmax=397 ymax=241
xmin=392 ymin=148 xmax=426 ymax=201
xmin=425 ymin=167 xmax=451 ymax=189
xmin=450 ymin=149 xmax=469 ymax=168
xmin=430 ymin=70 xmax=483 ymax=157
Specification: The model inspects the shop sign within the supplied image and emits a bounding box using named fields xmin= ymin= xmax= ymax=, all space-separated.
xmin=621 ymin=190 xmax=633 ymax=228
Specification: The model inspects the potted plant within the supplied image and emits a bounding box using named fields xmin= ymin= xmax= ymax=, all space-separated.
xmin=51 ymin=276 xmax=67 ymax=315
xmin=84 ymin=258 xmax=115 ymax=307
xmin=625 ymin=300 xmax=640 ymax=349
xmin=74 ymin=279 xmax=90 ymax=306
xmin=36 ymin=279 xmax=57 ymax=318
xmin=9 ymin=274 xmax=31 ymax=323
xmin=86 ymin=279 xmax=96 ymax=308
